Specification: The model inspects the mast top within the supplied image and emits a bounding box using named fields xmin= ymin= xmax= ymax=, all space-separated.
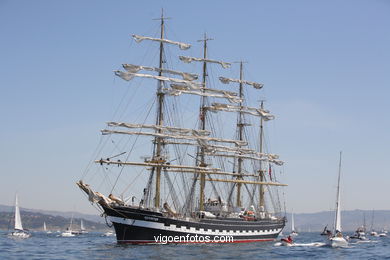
xmin=153 ymin=9 xmax=171 ymax=22
xmin=197 ymin=33 xmax=213 ymax=43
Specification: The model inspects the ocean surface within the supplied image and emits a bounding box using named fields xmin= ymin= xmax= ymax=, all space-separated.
xmin=1 ymin=231 xmax=389 ymax=259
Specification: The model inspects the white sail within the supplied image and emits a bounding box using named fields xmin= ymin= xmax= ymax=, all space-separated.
xmin=81 ymin=220 xmax=85 ymax=231
xmin=107 ymin=122 xmax=210 ymax=136
xmin=132 ymin=34 xmax=191 ymax=50
xmin=219 ymin=76 xmax=264 ymax=89
xmin=334 ymin=152 xmax=343 ymax=233
xmin=167 ymin=86 xmax=242 ymax=103
xmin=179 ymin=56 xmax=231 ymax=68
xmin=122 ymin=64 xmax=198 ymax=81
xmin=14 ymin=194 xmax=23 ymax=231
xmin=206 ymin=103 xmax=275 ymax=120
xmin=291 ymin=213 xmax=295 ymax=232
xmin=43 ymin=222 xmax=47 ymax=231
xmin=101 ymin=129 xmax=247 ymax=146
xmin=114 ymin=71 xmax=203 ymax=89
xmin=204 ymin=152 xmax=283 ymax=165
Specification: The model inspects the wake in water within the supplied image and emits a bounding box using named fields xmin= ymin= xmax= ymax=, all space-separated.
xmin=274 ymin=242 xmax=326 ymax=247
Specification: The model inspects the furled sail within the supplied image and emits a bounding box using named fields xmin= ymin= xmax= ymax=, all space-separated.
xmin=219 ymin=76 xmax=263 ymax=89
xmin=206 ymin=103 xmax=275 ymax=120
xmin=161 ymin=140 xmax=281 ymax=162
xmin=179 ymin=56 xmax=231 ymax=69
xmin=107 ymin=122 xmax=210 ymax=136
xmin=122 ymin=64 xmax=198 ymax=81
xmin=168 ymin=84 xmax=242 ymax=103
xmin=205 ymin=178 xmax=287 ymax=186
xmin=204 ymin=152 xmax=284 ymax=165
xmin=114 ymin=71 xmax=203 ymax=89
xmin=101 ymin=129 xmax=247 ymax=146
xmin=132 ymin=34 xmax=191 ymax=50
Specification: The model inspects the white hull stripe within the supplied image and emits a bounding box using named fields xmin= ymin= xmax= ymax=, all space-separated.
xmin=109 ymin=216 xmax=282 ymax=237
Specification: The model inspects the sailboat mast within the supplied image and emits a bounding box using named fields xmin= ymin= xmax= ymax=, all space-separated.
xmin=198 ymin=33 xmax=211 ymax=211
xmin=154 ymin=11 xmax=167 ymax=209
xmin=334 ymin=151 xmax=342 ymax=233
xmin=259 ymin=101 xmax=265 ymax=209
xmin=236 ymin=61 xmax=244 ymax=207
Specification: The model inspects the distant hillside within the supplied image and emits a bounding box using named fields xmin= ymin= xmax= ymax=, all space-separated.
xmin=0 ymin=210 xmax=109 ymax=231
xmin=287 ymin=209 xmax=390 ymax=232
xmin=0 ymin=204 xmax=102 ymax=223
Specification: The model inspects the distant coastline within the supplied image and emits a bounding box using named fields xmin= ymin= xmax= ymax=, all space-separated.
xmin=1 ymin=204 xmax=388 ymax=232
xmin=0 ymin=204 xmax=108 ymax=231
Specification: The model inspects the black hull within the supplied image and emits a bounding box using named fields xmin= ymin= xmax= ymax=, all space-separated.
xmin=103 ymin=206 xmax=285 ymax=244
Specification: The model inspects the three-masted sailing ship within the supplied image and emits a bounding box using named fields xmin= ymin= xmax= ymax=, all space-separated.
xmin=77 ymin=12 xmax=287 ymax=244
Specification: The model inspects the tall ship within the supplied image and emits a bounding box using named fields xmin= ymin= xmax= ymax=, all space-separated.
xmin=77 ymin=12 xmax=287 ymax=244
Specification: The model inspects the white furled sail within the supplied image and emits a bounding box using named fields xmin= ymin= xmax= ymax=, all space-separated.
xmin=167 ymin=85 xmax=242 ymax=103
xmin=107 ymin=122 xmax=210 ymax=136
xmin=204 ymin=151 xmax=284 ymax=165
xmin=14 ymin=194 xmax=23 ymax=231
xmin=206 ymin=103 xmax=275 ymax=120
xmin=122 ymin=64 xmax=198 ymax=81
xmin=219 ymin=76 xmax=263 ymax=89
xmin=179 ymin=56 xmax=231 ymax=69
xmin=132 ymin=34 xmax=191 ymax=50
xmin=114 ymin=71 xmax=203 ymax=90
xmin=101 ymin=129 xmax=247 ymax=146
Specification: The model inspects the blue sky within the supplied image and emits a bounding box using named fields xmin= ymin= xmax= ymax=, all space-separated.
xmin=0 ymin=0 xmax=389 ymax=215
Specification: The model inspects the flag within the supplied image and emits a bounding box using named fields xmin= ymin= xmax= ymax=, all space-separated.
xmin=268 ymin=164 xmax=272 ymax=181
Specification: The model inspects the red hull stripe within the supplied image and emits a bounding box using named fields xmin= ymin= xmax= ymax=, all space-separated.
xmin=118 ymin=238 xmax=275 ymax=244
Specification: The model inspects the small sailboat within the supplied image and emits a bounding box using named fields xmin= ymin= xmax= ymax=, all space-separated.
xmin=378 ymin=229 xmax=388 ymax=237
xmin=9 ymin=194 xmax=31 ymax=238
xmin=80 ymin=219 xmax=88 ymax=234
xmin=61 ymin=215 xmax=76 ymax=237
xmin=350 ymin=214 xmax=367 ymax=240
xmin=327 ymin=152 xmax=348 ymax=247
xmin=369 ymin=209 xmax=379 ymax=236
xmin=320 ymin=225 xmax=332 ymax=236
xmin=290 ymin=212 xmax=298 ymax=236
xmin=43 ymin=221 xmax=52 ymax=234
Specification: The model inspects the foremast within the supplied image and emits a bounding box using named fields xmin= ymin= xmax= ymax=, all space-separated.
xmin=153 ymin=11 xmax=168 ymax=210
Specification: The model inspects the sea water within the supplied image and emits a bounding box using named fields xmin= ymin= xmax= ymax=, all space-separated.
xmin=1 ymin=231 xmax=389 ymax=259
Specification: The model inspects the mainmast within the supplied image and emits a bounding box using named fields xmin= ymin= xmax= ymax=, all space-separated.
xmin=153 ymin=10 xmax=169 ymax=209
xmin=236 ymin=61 xmax=245 ymax=208
xmin=259 ymin=100 xmax=265 ymax=209
xmin=198 ymin=33 xmax=213 ymax=211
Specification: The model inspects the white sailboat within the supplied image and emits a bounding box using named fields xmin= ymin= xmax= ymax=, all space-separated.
xmin=9 ymin=194 xmax=31 ymax=238
xmin=80 ymin=219 xmax=88 ymax=234
xmin=290 ymin=212 xmax=298 ymax=236
xmin=43 ymin=221 xmax=52 ymax=234
xmin=61 ymin=214 xmax=76 ymax=237
xmin=328 ymin=152 xmax=348 ymax=247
